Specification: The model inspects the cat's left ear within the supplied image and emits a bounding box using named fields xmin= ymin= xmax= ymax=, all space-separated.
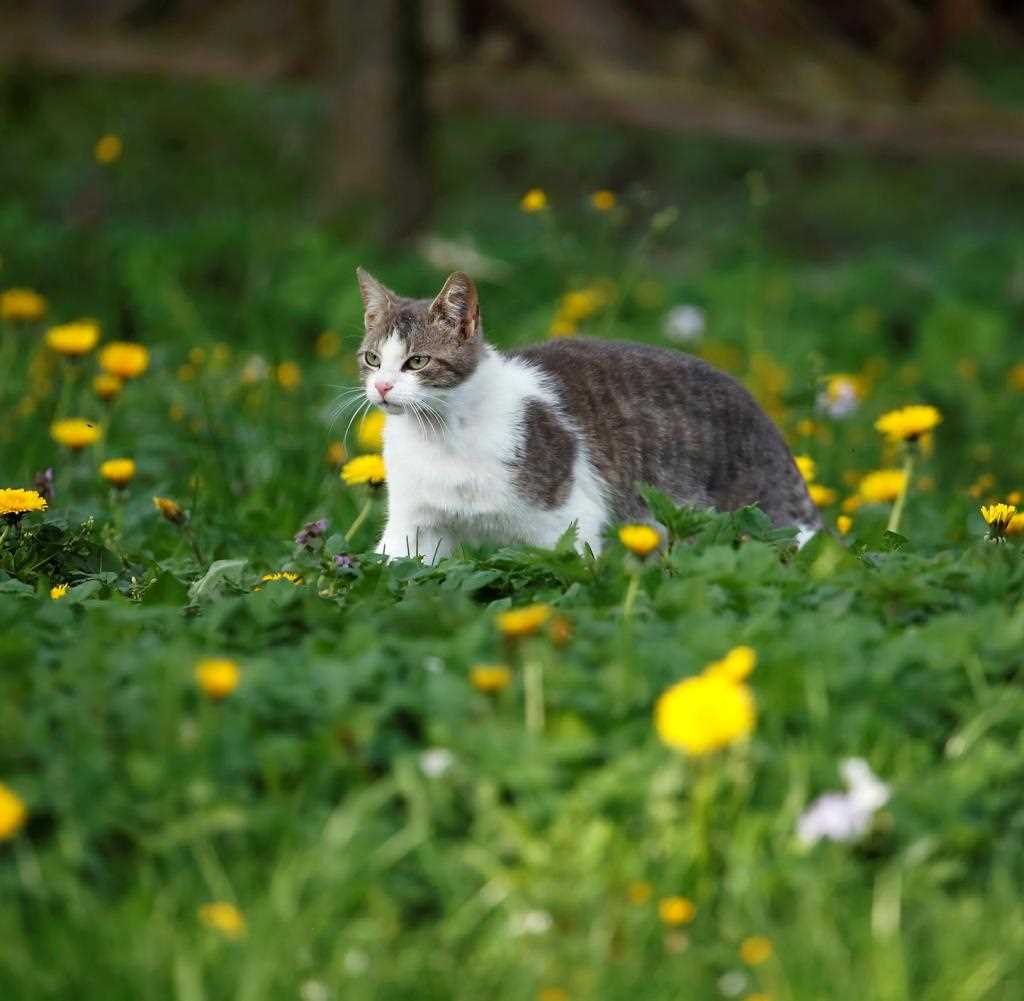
xmin=428 ymin=271 xmax=480 ymax=341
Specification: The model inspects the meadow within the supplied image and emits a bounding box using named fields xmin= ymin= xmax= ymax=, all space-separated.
xmin=2 ymin=74 xmax=1024 ymax=1000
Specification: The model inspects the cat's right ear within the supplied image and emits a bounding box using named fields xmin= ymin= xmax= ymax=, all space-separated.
xmin=356 ymin=267 xmax=396 ymax=328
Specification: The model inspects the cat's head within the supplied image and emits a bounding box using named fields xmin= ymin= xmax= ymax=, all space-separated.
xmin=356 ymin=268 xmax=483 ymax=414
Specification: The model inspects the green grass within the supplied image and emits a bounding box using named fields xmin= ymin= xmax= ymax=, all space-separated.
xmin=2 ymin=73 xmax=1024 ymax=1000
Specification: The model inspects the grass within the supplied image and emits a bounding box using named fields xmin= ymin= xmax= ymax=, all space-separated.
xmin=2 ymin=72 xmax=1024 ymax=1000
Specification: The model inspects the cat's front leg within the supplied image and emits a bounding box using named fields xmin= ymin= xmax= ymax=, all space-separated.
xmin=376 ymin=522 xmax=453 ymax=563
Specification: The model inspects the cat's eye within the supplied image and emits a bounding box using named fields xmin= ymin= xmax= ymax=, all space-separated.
xmin=404 ymin=355 xmax=430 ymax=371
xmin=363 ymin=350 xmax=381 ymax=368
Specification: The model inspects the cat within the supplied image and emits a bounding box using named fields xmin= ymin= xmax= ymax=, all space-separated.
xmin=353 ymin=268 xmax=821 ymax=561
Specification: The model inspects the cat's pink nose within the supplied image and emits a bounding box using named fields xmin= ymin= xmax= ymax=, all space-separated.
xmin=374 ymin=380 xmax=394 ymax=399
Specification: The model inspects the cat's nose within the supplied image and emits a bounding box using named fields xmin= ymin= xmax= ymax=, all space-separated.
xmin=374 ymin=380 xmax=394 ymax=399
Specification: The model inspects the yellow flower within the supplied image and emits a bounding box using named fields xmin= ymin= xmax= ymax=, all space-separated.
xmin=153 ymin=496 xmax=186 ymax=524
xmin=497 ymin=603 xmax=551 ymax=639
xmin=837 ymin=514 xmax=853 ymax=535
xmin=858 ymin=469 xmax=907 ymax=504
xmin=316 ymin=330 xmax=341 ymax=358
xmin=50 ymin=584 xmax=69 ymax=600
xmin=470 ymin=664 xmax=512 ymax=693
xmin=559 ymin=287 xmax=607 ymax=323
xmin=195 ymin=658 xmax=241 ymax=700
xmin=1009 ymin=363 xmax=1024 ymax=391
xmin=538 ymin=989 xmax=569 ymax=1001
xmin=658 ymin=896 xmax=696 ymax=926
xmin=794 ymin=455 xmax=816 ymax=482
xmin=276 ymin=361 xmax=302 ymax=390
xmin=326 ymin=440 xmax=347 ymax=466
xmin=744 ymin=995 xmax=771 ymax=1001
xmin=198 ymin=901 xmax=245 ymax=939
xmin=980 ymin=503 xmax=1017 ymax=539
xmin=705 ymin=646 xmax=757 ymax=682
xmin=0 ymin=488 xmax=48 ymax=518
xmin=628 ymin=881 xmax=653 ymax=905
xmin=357 ymin=410 xmax=386 ymax=451
xmin=93 ymin=372 xmax=123 ymax=401
xmin=1 ymin=288 xmax=47 ymax=322
xmin=94 ymin=133 xmax=123 ymax=165
xmin=590 ymin=189 xmax=617 ymax=211
xmin=100 ymin=458 xmax=136 ymax=488
xmin=549 ymin=614 xmax=573 ymax=647
xmin=46 ymin=320 xmax=99 ymax=356
xmin=808 ymin=483 xmax=837 ymax=507
xmin=618 ymin=524 xmax=661 ymax=557
xmin=519 ymin=188 xmax=548 ymax=213
xmin=341 ymin=454 xmax=386 ymax=486
xmin=259 ymin=571 xmax=302 ymax=586
xmin=1007 ymin=512 xmax=1024 ymax=536
xmin=874 ymin=404 xmax=941 ymax=443
xmin=549 ymin=317 xmax=577 ymax=338
xmin=0 ymin=782 xmax=27 ymax=840
xmin=740 ymin=935 xmax=774 ymax=966
xmin=99 ymin=341 xmax=149 ymax=379
xmin=50 ymin=418 xmax=101 ymax=450
xmin=655 ymin=673 xmax=755 ymax=755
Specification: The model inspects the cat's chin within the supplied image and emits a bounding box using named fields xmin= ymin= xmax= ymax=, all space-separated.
xmin=378 ymin=401 xmax=405 ymax=415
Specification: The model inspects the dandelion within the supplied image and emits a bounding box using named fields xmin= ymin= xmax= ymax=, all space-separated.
xmin=153 ymin=496 xmax=186 ymax=525
xmin=0 ymin=288 xmax=47 ymax=322
xmin=858 ymin=469 xmax=907 ymax=504
xmin=259 ymin=571 xmax=302 ymax=586
xmin=619 ymin=524 xmax=661 ymax=557
xmin=874 ymin=404 xmax=941 ymax=443
xmin=837 ymin=515 xmax=853 ymax=535
xmin=663 ymin=304 xmax=705 ymax=343
xmin=590 ymin=189 xmax=616 ymax=211
xmin=655 ymin=672 xmax=755 ymax=755
xmin=0 ymin=782 xmax=27 ymax=840
xmin=94 ymin=133 xmax=123 ymax=164
xmin=316 ymin=330 xmax=341 ymax=358
xmin=658 ymin=896 xmax=697 ymax=926
xmin=470 ymin=664 xmax=512 ymax=693
xmin=341 ymin=454 xmax=386 ymax=487
xmin=797 ymin=758 xmax=889 ymax=847
xmin=50 ymin=583 xmax=69 ymax=600
xmin=519 ymin=188 xmax=548 ymax=213
xmin=46 ymin=320 xmax=99 ymax=356
xmin=326 ymin=441 xmax=346 ymax=466
xmin=50 ymin=419 xmax=101 ymax=450
xmin=195 ymin=658 xmax=241 ymax=700
xmin=628 ymin=881 xmax=653 ymax=905
xmin=537 ymin=989 xmax=568 ymax=1001
xmin=93 ymin=372 xmax=123 ymax=401
xmin=794 ymin=456 xmax=816 ymax=482
xmin=705 ymin=646 xmax=757 ymax=683
xmin=559 ymin=287 xmax=607 ymax=323
xmin=357 ymin=410 xmax=386 ymax=451
xmin=1009 ymin=363 xmax=1024 ymax=391
xmin=497 ymin=604 xmax=551 ymax=639
xmin=549 ymin=614 xmax=572 ymax=647
xmin=1008 ymin=512 xmax=1024 ymax=537
xmin=981 ymin=503 xmax=1017 ymax=541
xmin=740 ymin=936 xmax=773 ymax=966
xmin=0 ymin=488 xmax=48 ymax=521
xmin=100 ymin=458 xmax=135 ymax=488
xmin=549 ymin=317 xmax=577 ymax=338
xmin=198 ymin=901 xmax=245 ymax=938
xmin=808 ymin=484 xmax=837 ymax=507
xmin=276 ymin=361 xmax=302 ymax=390
xmin=99 ymin=341 xmax=149 ymax=379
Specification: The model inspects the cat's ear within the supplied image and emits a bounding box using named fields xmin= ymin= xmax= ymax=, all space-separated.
xmin=428 ymin=271 xmax=480 ymax=341
xmin=356 ymin=267 xmax=396 ymax=328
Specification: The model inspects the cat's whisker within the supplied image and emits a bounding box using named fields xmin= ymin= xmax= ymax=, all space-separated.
xmin=342 ymin=398 xmax=374 ymax=443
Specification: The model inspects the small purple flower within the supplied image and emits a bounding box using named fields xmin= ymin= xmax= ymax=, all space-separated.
xmin=294 ymin=518 xmax=328 ymax=547
xmin=33 ymin=468 xmax=55 ymax=503
xmin=333 ymin=554 xmax=356 ymax=570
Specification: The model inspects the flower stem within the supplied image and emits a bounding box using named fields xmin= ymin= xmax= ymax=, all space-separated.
xmin=344 ymin=497 xmax=374 ymax=542
xmin=886 ymin=451 xmax=916 ymax=535
xmin=622 ymin=572 xmax=641 ymax=621
xmin=182 ymin=524 xmax=206 ymax=567
xmin=524 ymin=657 xmax=545 ymax=734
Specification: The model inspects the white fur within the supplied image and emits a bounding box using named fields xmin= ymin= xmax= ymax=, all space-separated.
xmin=374 ymin=347 xmax=609 ymax=561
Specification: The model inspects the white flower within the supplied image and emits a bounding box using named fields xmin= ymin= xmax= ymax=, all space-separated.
xmin=509 ymin=909 xmax=553 ymax=936
xmin=343 ymin=949 xmax=370 ymax=975
xmin=816 ymin=376 xmax=860 ymax=419
xmin=419 ymin=748 xmax=455 ymax=778
xmin=663 ymin=304 xmax=705 ymax=343
xmin=797 ymin=757 xmax=890 ymax=847
xmin=300 ymin=980 xmax=331 ymax=1001
xmin=717 ymin=971 xmax=748 ymax=997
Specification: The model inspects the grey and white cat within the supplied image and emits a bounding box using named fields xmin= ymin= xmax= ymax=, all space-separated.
xmin=353 ymin=268 xmax=821 ymax=560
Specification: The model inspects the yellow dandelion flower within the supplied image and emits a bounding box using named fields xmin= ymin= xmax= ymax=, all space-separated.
xmin=740 ymin=935 xmax=774 ymax=966
xmin=316 ymin=330 xmax=341 ymax=359
xmin=618 ymin=524 xmax=661 ymax=557
xmin=705 ymin=646 xmax=757 ymax=682
xmin=549 ymin=614 xmax=573 ymax=647
xmin=100 ymin=341 xmax=149 ymax=379
xmin=808 ymin=483 xmax=837 ymax=507
xmin=796 ymin=418 xmax=818 ymax=437
xmin=1009 ymin=363 xmax=1024 ymax=391
xmin=50 ymin=583 xmax=69 ymax=600
xmin=326 ymin=440 xmax=346 ymax=466
xmin=658 ymin=896 xmax=696 ymax=926
xmin=744 ymin=994 xmax=771 ymax=1001
xmin=841 ymin=495 xmax=863 ymax=514
xmin=981 ymin=503 xmax=1017 ymax=539
xmin=46 ymin=320 xmax=99 ymax=356
xmin=590 ymin=189 xmax=616 ymax=211
xmin=655 ymin=673 xmax=755 ymax=755
xmin=93 ymin=372 xmax=123 ymax=401
xmin=837 ymin=514 xmax=853 ymax=535
xmin=100 ymin=458 xmax=136 ymax=488
xmin=195 ymin=658 xmax=241 ymax=700
xmin=153 ymin=496 xmax=186 ymax=525
xmin=538 ymin=989 xmax=568 ymax=1001
xmin=357 ymin=410 xmax=386 ymax=451
xmin=628 ymin=881 xmax=653 ymax=905
xmin=470 ymin=664 xmax=512 ymax=693
xmin=874 ymin=404 xmax=941 ymax=443
xmin=0 ymin=782 xmax=27 ymax=840
xmin=824 ymin=372 xmax=864 ymax=402
xmin=1007 ymin=512 xmax=1024 ymax=536
xmin=0 ymin=288 xmax=47 ymax=322
xmin=259 ymin=571 xmax=302 ymax=585
xmin=0 ymin=488 xmax=48 ymax=518
xmin=858 ymin=469 xmax=907 ymax=504
xmin=276 ymin=361 xmax=302 ymax=390
xmin=50 ymin=418 xmax=101 ymax=450
xmin=94 ymin=133 xmax=123 ymax=165
xmin=519 ymin=188 xmax=548 ymax=213
xmin=1007 ymin=491 xmax=1022 ymax=506
xmin=341 ymin=454 xmax=386 ymax=487
xmin=198 ymin=901 xmax=245 ymax=939
xmin=497 ymin=603 xmax=551 ymax=639
xmin=549 ymin=317 xmax=577 ymax=338
xmin=559 ymin=288 xmax=607 ymax=323
xmin=794 ymin=456 xmax=816 ymax=482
